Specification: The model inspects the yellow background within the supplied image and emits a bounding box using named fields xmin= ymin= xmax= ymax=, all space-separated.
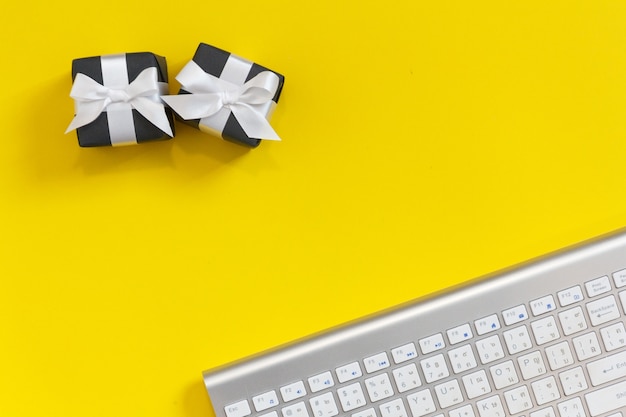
xmin=1 ymin=1 xmax=626 ymax=416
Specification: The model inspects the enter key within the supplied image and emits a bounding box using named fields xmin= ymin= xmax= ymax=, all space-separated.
xmin=587 ymin=350 xmax=626 ymax=386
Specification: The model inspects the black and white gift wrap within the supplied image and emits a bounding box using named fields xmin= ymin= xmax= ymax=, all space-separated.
xmin=162 ymin=43 xmax=285 ymax=148
xmin=66 ymin=52 xmax=175 ymax=147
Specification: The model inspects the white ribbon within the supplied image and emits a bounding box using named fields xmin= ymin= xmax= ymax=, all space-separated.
xmin=65 ymin=67 xmax=173 ymax=137
xmin=161 ymin=61 xmax=281 ymax=141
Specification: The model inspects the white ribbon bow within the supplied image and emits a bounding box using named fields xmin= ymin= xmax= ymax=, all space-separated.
xmin=65 ymin=67 xmax=173 ymax=137
xmin=161 ymin=61 xmax=281 ymax=141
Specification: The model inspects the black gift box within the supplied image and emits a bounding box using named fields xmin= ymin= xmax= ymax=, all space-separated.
xmin=70 ymin=52 xmax=175 ymax=147
xmin=175 ymin=43 xmax=285 ymax=148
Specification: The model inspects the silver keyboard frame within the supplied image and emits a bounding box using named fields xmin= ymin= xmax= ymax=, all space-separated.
xmin=202 ymin=228 xmax=626 ymax=417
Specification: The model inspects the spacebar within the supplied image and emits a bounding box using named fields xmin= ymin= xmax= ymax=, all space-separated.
xmin=585 ymin=380 xmax=626 ymax=416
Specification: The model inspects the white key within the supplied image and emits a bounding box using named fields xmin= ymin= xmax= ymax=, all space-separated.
xmin=518 ymin=350 xmax=547 ymax=380
xmin=309 ymin=372 xmax=334 ymax=393
xmin=559 ymin=367 xmax=588 ymax=396
xmin=336 ymin=362 xmax=363 ymax=383
xmin=225 ymin=400 xmax=252 ymax=417
xmin=406 ymin=389 xmax=436 ymax=417
xmin=364 ymin=373 xmax=394 ymax=402
xmin=475 ymin=314 xmax=501 ymax=335
xmin=337 ymin=382 xmax=366 ymax=412
xmin=392 ymin=363 xmax=421 ymax=393
xmin=503 ymin=325 xmax=533 ymax=354
xmin=447 ymin=323 xmax=473 ymax=345
xmin=585 ymin=276 xmax=612 ymax=297
xmin=281 ymin=381 xmax=307 ymax=402
xmin=601 ymin=322 xmax=626 ymax=351
xmin=379 ymin=399 xmax=407 ymax=417
xmin=419 ymin=333 xmax=445 ymax=354
xmin=530 ymin=406 xmax=557 ymax=417
xmin=558 ymin=285 xmax=585 ymax=306
xmin=502 ymin=304 xmax=529 ymax=325
xmin=449 ymin=405 xmax=475 ymax=417
xmin=490 ymin=360 xmax=519 ymax=389
xmin=587 ymin=350 xmax=626 ymax=386
xmin=259 ymin=411 xmax=279 ymax=417
xmin=531 ymin=376 xmax=561 ymax=405
xmin=531 ymin=316 xmax=560 ymax=345
xmin=476 ymin=395 xmax=506 ymax=417
xmin=587 ymin=295 xmax=621 ymax=326
xmin=476 ymin=335 xmax=505 ymax=364
xmin=254 ymin=391 xmax=280 ymax=412
xmin=462 ymin=370 xmax=492 ymax=399
xmin=310 ymin=393 xmax=338 ymax=417
xmin=545 ymin=341 xmax=575 ymax=370
xmin=352 ymin=408 xmax=376 ymax=417
xmin=620 ymin=290 xmax=626 ymax=313
xmin=364 ymin=352 xmax=390 ymax=373
xmin=530 ymin=295 xmax=557 ymax=316
xmin=504 ymin=386 xmax=533 ymax=414
xmin=558 ymin=306 xmax=588 ymax=335
xmin=282 ymin=402 xmax=309 ymax=417
xmin=420 ymin=354 xmax=450 ymax=383
xmin=586 ymin=380 xmax=626 ymax=416
xmin=391 ymin=343 xmax=417 ymax=364
xmin=557 ymin=397 xmax=586 ymax=417
xmin=448 ymin=344 xmax=478 ymax=374
xmin=572 ymin=332 xmax=602 ymax=361
xmin=613 ymin=268 xmax=626 ymax=288
xmin=434 ymin=379 xmax=463 ymax=408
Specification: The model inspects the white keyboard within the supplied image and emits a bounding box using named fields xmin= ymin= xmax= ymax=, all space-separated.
xmin=203 ymin=229 xmax=626 ymax=417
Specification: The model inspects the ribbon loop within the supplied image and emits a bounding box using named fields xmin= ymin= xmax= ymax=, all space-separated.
xmin=66 ymin=67 xmax=173 ymax=137
xmin=161 ymin=61 xmax=281 ymax=141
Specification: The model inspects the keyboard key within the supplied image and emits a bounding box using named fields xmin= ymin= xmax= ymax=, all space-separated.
xmin=225 ymin=400 xmax=252 ymax=417
xmin=447 ymin=323 xmax=473 ymax=344
xmin=545 ymin=341 xmax=574 ymax=370
xmin=363 ymin=352 xmax=390 ymax=373
xmin=475 ymin=335 xmax=505 ymax=364
xmin=587 ymin=350 xmax=626 ymax=387
xmin=558 ymin=306 xmax=588 ymax=336
xmin=406 ymin=389 xmax=436 ymax=417
xmin=620 ymin=290 xmax=626 ymax=312
xmin=337 ymin=382 xmax=366 ymax=412
xmin=531 ymin=376 xmax=561 ymax=405
xmin=530 ymin=407 xmax=556 ymax=417
xmin=378 ymin=398 xmax=408 ymax=417
xmin=490 ymin=360 xmax=519 ymax=389
xmin=504 ymin=386 xmax=533 ymax=414
xmin=475 ymin=314 xmax=501 ymax=335
xmin=448 ymin=405 xmax=475 ymax=417
xmin=253 ymin=391 xmax=279 ymax=412
xmin=418 ymin=333 xmax=445 ymax=354
xmin=280 ymin=381 xmax=307 ymax=402
xmin=420 ymin=354 xmax=450 ymax=383
xmin=518 ymin=350 xmax=547 ymax=380
xmin=503 ymin=325 xmax=533 ymax=354
xmin=390 ymin=343 xmax=417 ymax=364
xmin=308 ymin=371 xmax=334 ymax=393
xmin=587 ymin=295 xmax=621 ymax=326
xmin=434 ymin=379 xmax=463 ymax=408
xmin=531 ymin=316 xmax=560 ymax=345
xmin=462 ymin=370 xmax=492 ymax=399
xmin=585 ymin=275 xmax=612 ymax=297
xmin=530 ymin=295 xmax=557 ymax=316
xmin=448 ymin=344 xmax=478 ymax=374
xmin=282 ymin=402 xmax=309 ymax=417
xmin=600 ymin=322 xmax=626 ymax=351
xmin=613 ymin=268 xmax=626 ymax=288
xmin=309 ymin=392 xmax=338 ymax=417
xmin=559 ymin=367 xmax=588 ymax=396
xmin=259 ymin=412 xmax=279 ymax=417
xmin=364 ymin=373 xmax=394 ymax=402
xmin=558 ymin=285 xmax=585 ymax=306
xmin=392 ymin=363 xmax=421 ymax=393
xmin=572 ymin=332 xmax=602 ymax=361
xmin=502 ymin=304 xmax=529 ymax=325
xmin=557 ymin=397 xmax=585 ymax=417
xmin=585 ymin=380 xmax=626 ymax=416
xmin=476 ymin=395 xmax=506 ymax=417
xmin=351 ymin=408 xmax=376 ymax=417
xmin=336 ymin=362 xmax=363 ymax=383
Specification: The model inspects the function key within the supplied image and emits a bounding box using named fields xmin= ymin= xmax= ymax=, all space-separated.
xmin=281 ymin=402 xmax=309 ymax=417
xmin=447 ymin=323 xmax=473 ymax=345
xmin=613 ymin=268 xmax=626 ymax=288
xmin=280 ymin=381 xmax=307 ymax=402
xmin=336 ymin=361 xmax=363 ymax=383
xmin=585 ymin=276 xmax=612 ymax=297
xmin=557 ymin=286 xmax=584 ymax=306
xmin=364 ymin=352 xmax=390 ymax=373
xmin=308 ymin=371 xmax=335 ymax=393
xmin=475 ymin=314 xmax=501 ymax=335
xmin=225 ymin=400 xmax=252 ymax=417
xmin=530 ymin=295 xmax=556 ymax=316
xmin=391 ymin=343 xmax=418 ymax=364
xmin=253 ymin=390 xmax=279 ymax=412
xmin=419 ymin=333 xmax=446 ymax=354
xmin=502 ymin=305 xmax=529 ymax=325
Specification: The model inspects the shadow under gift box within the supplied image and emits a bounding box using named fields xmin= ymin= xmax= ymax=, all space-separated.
xmin=71 ymin=52 xmax=175 ymax=147
xmin=172 ymin=43 xmax=285 ymax=148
